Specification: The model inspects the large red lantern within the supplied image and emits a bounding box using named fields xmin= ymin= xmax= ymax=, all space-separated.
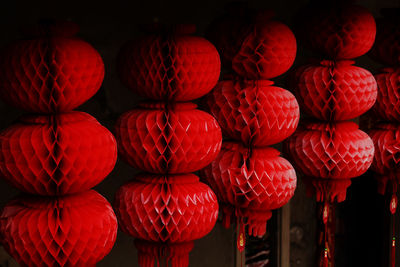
xmin=117 ymin=26 xmax=220 ymax=102
xmin=114 ymin=102 xmax=221 ymax=174
xmin=287 ymin=3 xmax=377 ymax=266
xmin=0 ymin=190 xmax=117 ymax=267
xmin=292 ymin=60 xmax=377 ymax=121
xmin=201 ymin=10 xmax=299 ymax=253
xmin=201 ymin=143 xmax=296 ymax=237
xmin=114 ymin=173 xmax=218 ymax=267
xmin=205 ymin=79 xmax=299 ymax=147
xmin=0 ymin=21 xmax=118 ymax=266
xmin=115 ymin=25 xmax=221 ymax=267
xmin=0 ymin=112 xmax=117 ymax=195
xmin=0 ymin=22 xmax=104 ymax=113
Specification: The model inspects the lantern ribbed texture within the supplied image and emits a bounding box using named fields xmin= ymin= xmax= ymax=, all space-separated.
xmin=0 ymin=21 xmax=118 ymax=266
xmin=201 ymin=10 xmax=299 ymax=247
xmin=286 ymin=4 xmax=376 ymax=266
xmin=114 ymin=26 xmax=221 ymax=267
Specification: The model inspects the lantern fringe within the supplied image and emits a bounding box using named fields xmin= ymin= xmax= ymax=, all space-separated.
xmin=135 ymin=240 xmax=194 ymax=267
xmin=304 ymin=177 xmax=351 ymax=203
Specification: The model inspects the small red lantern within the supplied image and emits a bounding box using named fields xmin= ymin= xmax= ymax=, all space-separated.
xmin=0 ymin=190 xmax=118 ymax=267
xmin=285 ymin=122 xmax=374 ymax=202
xmin=292 ymin=60 xmax=377 ymax=121
xmin=117 ymin=27 xmax=220 ymax=101
xmin=114 ymin=102 xmax=221 ymax=174
xmin=114 ymin=173 xmax=218 ymax=267
xmin=0 ymin=112 xmax=117 ymax=195
xmin=0 ymin=22 xmax=104 ymax=113
xmin=302 ymin=4 xmax=376 ymax=60
xmin=205 ymin=79 xmax=299 ymax=147
xmin=372 ymin=68 xmax=400 ymax=122
xmin=200 ymin=143 xmax=296 ymax=237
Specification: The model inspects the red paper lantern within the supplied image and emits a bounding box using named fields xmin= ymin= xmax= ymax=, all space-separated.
xmin=372 ymin=68 xmax=400 ymax=122
xmin=200 ymin=142 xmax=296 ymax=236
xmin=369 ymin=124 xmax=400 ymax=194
xmin=114 ymin=173 xmax=218 ymax=267
xmin=114 ymin=102 xmax=222 ymax=174
xmin=117 ymin=29 xmax=220 ymax=101
xmin=205 ymin=79 xmax=299 ymax=147
xmin=302 ymin=4 xmax=376 ymax=60
xmin=0 ymin=190 xmax=118 ymax=267
xmin=292 ymin=60 xmax=377 ymax=121
xmin=207 ymin=9 xmax=296 ymax=79
xmin=285 ymin=121 xmax=374 ymax=202
xmin=0 ymin=23 xmax=104 ymax=113
xmin=231 ymin=18 xmax=297 ymax=80
xmin=0 ymin=111 xmax=117 ymax=195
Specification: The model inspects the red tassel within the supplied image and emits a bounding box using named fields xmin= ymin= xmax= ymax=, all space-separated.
xmin=237 ymin=221 xmax=245 ymax=252
xmin=391 ymin=237 xmax=396 ymax=267
xmin=323 ymin=248 xmax=329 ymax=267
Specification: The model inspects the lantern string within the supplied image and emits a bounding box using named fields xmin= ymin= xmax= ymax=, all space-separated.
xmin=322 ymin=201 xmax=329 ymax=267
xmin=390 ymin=180 xmax=397 ymax=267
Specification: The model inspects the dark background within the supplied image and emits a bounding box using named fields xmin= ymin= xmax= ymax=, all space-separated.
xmin=0 ymin=0 xmax=398 ymax=266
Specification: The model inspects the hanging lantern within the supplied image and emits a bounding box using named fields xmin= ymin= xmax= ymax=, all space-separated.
xmin=285 ymin=122 xmax=374 ymax=202
xmin=372 ymin=68 xmax=400 ymax=122
xmin=205 ymin=79 xmax=299 ymax=147
xmin=200 ymin=143 xmax=296 ymax=236
xmin=287 ymin=3 xmax=377 ymax=266
xmin=292 ymin=60 xmax=377 ymax=121
xmin=114 ymin=102 xmax=221 ymax=174
xmin=0 ymin=21 xmax=118 ymax=266
xmin=0 ymin=190 xmax=117 ymax=267
xmin=301 ymin=4 xmax=376 ymax=60
xmin=0 ymin=112 xmax=117 ymax=195
xmin=117 ymin=26 xmax=220 ymax=102
xmin=0 ymin=21 xmax=104 ymax=113
xmin=114 ymin=173 xmax=218 ymax=267
xmin=115 ymin=25 xmax=222 ymax=267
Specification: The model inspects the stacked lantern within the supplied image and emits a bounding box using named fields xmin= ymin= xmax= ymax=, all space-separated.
xmin=0 ymin=22 xmax=118 ymax=266
xmin=286 ymin=4 xmax=377 ymax=266
xmin=201 ymin=11 xmax=299 ymax=250
xmin=368 ymin=9 xmax=400 ymax=267
xmin=114 ymin=25 xmax=221 ymax=267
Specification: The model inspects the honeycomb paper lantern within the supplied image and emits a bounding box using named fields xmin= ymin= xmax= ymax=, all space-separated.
xmin=114 ymin=173 xmax=218 ymax=267
xmin=0 ymin=190 xmax=118 ymax=267
xmin=114 ymin=102 xmax=221 ymax=174
xmin=0 ymin=111 xmax=117 ymax=195
xmin=0 ymin=22 xmax=104 ymax=113
xmin=200 ymin=142 xmax=296 ymax=236
xmin=117 ymin=27 xmax=220 ymax=101
xmin=0 ymin=21 xmax=118 ymax=266
xmin=302 ymin=4 xmax=376 ymax=60
xmin=285 ymin=122 xmax=374 ymax=202
xmin=292 ymin=60 xmax=377 ymax=121
xmin=372 ymin=68 xmax=400 ymax=122
xmin=205 ymin=79 xmax=299 ymax=147
xmin=115 ymin=25 xmax=221 ymax=267
xmin=369 ymin=124 xmax=400 ymax=195
xmin=207 ymin=9 xmax=296 ymax=79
